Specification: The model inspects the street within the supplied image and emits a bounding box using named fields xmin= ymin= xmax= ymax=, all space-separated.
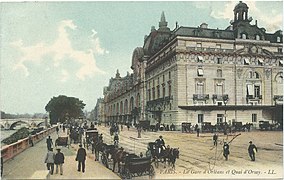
xmin=96 ymin=125 xmax=283 ymax=179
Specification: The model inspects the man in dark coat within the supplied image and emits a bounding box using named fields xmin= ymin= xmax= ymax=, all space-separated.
xmin=213 ymin=133 xmax=218 ymax=146
xmin=46 ymin=136 xmax=53 ymax=151
xmin=76 ymin=144 xmax=86 ymax=172
xmin=155 ymin=136 xmax=165 ymax=155
xmin=55 ymin=148 xmax=65 ymax=175
xmin=223 ymin=142 xmax=230 ymax=160
xmin=248 ymin=141 xmax=257 ymax=161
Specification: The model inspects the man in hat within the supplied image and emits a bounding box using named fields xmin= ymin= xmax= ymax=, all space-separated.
xmin=213 ymin=133 xmax=218 ymax=146
xmin=155 ymin=135 xmax=165 ymax=155
xmin=248 ymin=141 xmax=257 ymax=161
xmin=76 ymin=144 xmax=86 ymax=173
xmin=55 ymin=148 xmax=65 ymax=175
xmin=223 ymin=142 xmax=230 ymax=161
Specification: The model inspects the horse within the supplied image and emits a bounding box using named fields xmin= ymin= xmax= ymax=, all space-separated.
xmin=111 ymin=148 xmax=127 ymax=173
xmin=167 ymin=148 xmax=179 ymax=168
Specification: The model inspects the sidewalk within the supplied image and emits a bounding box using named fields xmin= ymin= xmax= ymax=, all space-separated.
xmin=2 ymin=127 xmax=120 ymax=179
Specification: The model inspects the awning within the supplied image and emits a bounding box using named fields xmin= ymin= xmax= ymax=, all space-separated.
xmin=178 ymin=105 xmax=276 ymax=111
xmin=244 ymin=58 xmax=250 ymax=64
xmin=197 ymin=69 xmax=204 ymax=76
xmin=280 ymin=60 xmax=283 ymax=65
xmin=258 ymin=59 xmax=263 ymax=63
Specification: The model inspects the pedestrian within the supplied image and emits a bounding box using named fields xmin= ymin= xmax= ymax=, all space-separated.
xmin=146 ymin=147 xmax=152 ymax=158
xmin=46 ymin=136 xmax=53 ymax=151
xmin=55 ymin=148 xmax=65 ymax=175
xmin=56 ymin=126 xmax=59 ymax=135
xmin=197 ymin=128 xmax=200 ymax=137
xmin=121 ymin=124 xmax=123 ymax=131
xmin=127 ymin=124 xmax=130 ymax=131
xmin=114 ymin=132 xmax=119 ymax=147
xmin=1 ymin=157 xmax=3 ymax=177
xmin=76 ymin=144 xmax=86 ymax=173
xmin=140 ymin=152 xmax=143 ymax=158
xmin=223 ymin=142 xmax=230 ymax=161
xmin=29 ymin=134 xmax=34 ymax=147
xmin=99 ymin=133 xmax=103 ymax=143
xmin=44 ymin=148 xmax=55 ymax=175
xmin=137 ymin=126 xmax=142 ymax=138
xmin=213 ymin=133 xmax=218 ymax=146
xmin=248 ymin=141 xmax=258 ymax=161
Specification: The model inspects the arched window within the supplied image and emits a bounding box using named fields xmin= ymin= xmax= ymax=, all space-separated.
xmin=277 ymin=37 xmax=281 ymax=42
xmin=254 ymin=72 xmax=260 ymax=79
xmin=242 ymin=33 xmax=247 ymax=39
xmin=255 ymin=35 xmax=260 ymax=40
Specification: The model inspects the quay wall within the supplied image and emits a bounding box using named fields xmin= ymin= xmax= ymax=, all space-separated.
xmin=1 ymin=126 xmax=57 ymax=162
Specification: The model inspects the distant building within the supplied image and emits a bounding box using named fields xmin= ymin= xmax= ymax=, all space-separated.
xmin=94 ymin=98 xmax=105 ymax=124
xmin=103 ymin=1 xmax=283 ymax=129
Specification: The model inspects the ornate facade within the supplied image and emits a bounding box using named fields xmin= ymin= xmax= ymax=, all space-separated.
xmin=102 ymin=1 xmax=283 ymax=129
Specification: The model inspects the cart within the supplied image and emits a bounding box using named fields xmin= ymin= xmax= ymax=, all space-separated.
xmin=86 ymin=129 xmax=98 ymax=150
xmin=120 ymin=156 xmax=155 ymax=179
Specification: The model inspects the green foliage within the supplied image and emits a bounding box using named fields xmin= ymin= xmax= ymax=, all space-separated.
xmin=1 ymin=127 xmax=30 ymax=145
xmin=45 ymin=95 xmax=86 ymax=124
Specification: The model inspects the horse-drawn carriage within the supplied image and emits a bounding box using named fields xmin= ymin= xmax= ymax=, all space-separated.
xmin=85 ymin=129 xmax=98 ymax=150
xmin=120 ymin=155 xmax=155 ymax=179
xmin=55 ymin=136 xmax=69 ymax=148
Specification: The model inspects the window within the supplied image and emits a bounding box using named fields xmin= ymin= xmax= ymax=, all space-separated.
xmin=278 ymin=48 xmax=283 ymax=53
xmin=242 ymin=33 xmax=247 ymax=39
xmin=216 ymin=44 xmax=221 ymax=49
xmin=163 ymin=75 xmax=165 ymax=82
xmin=216 ymin=83 xmax=223 ymax=95
xmin=258 ymin=59 xmax=263 ymax=66
xmin=254 ymin=85 xmax=260 ymax=98
xmin=157 ymin=85 xmax=160 ymax=98
xmin=196 ymin=82 xmax=204 ymax=95
xmin=168 ymin=84 xmax=172 ymax=97
xmin=152 ymin=88 xmax=155 ymax=99
xmin=197 ymin=68 xmax=204 ymax=76
xmin=255 ymin=35 xmax=260 ymax=40
xmin=163 ymin=86 xmax=165 ymax=97
xmin=148 ymin=89 xmax=151 ymax=101
xmin=247 ymin=84 xmax=254 ymax=96
xmin=254 ymin=72 xmax=260 ymax=79
xmin=244 ymin=58 xmax=250 ymax=65
xmin=252 ymin=114 xmax=257 ymax=122
xmin=217 ymin=57 xmax=222 ymax=64
xmin=277 ymin=37 xmax=281 ymax=42
xmin=169 ymin=71 xmax=171 ymax=79
xmin=196 ymin=43 xmax=202 ymax=48
xmin=198 ymin=114 xmax=204 ymax=123
xmin=217 ymin=114 xmax=223 ymax=123
xmin=197 ymin=56 xmax=204 ymax=63
xmin=217 ymin=69 xmax=222 ymax=77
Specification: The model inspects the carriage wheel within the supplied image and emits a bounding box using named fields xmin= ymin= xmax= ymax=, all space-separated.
xmin=125 ymin=169 xmax=132 ymax=179
xmin=154 ymin=158 xmax=159 ymax=168
xmin=149 ymin=165 xmax=155 ymax=178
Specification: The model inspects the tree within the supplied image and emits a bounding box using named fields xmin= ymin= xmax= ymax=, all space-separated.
xmin=45 ymin=95 xmax=86 ymax=124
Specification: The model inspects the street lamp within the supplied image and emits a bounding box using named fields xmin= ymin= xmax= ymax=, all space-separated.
xmin=223 ymin=95 xmax=229 ymax=135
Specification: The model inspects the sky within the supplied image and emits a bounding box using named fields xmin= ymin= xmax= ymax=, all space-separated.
xmin=0 ymin=1 xmax=283 ymax=114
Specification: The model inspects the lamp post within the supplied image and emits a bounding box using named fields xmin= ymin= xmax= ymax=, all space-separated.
xmin=223 ymin=95 xmax=229 ymax=135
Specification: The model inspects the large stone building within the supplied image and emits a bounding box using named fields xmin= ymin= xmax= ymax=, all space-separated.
xmin=102 ymin=1 xmax=283 ymax=130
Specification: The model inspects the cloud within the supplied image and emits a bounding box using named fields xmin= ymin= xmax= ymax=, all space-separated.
xmin=11 ymin=20 xmax=107 ymax=81
xmin=91 ymin=29 xmax=110 ymax=55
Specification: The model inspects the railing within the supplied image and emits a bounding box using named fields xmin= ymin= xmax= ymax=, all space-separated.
xmin=193 ymin=94 xmax=209 ymax=101
xmin=146 ymin=96 xmax=173 ymax=107
xmin=1 ymin=126 xmax=57 ymax=163
xmin=212 ymin=94 xmax=228 ymax=101
xmin=273 ymin=95 xmax=283 ymax=101
xmin=246 ymin=95 xmax=262 ymax=99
